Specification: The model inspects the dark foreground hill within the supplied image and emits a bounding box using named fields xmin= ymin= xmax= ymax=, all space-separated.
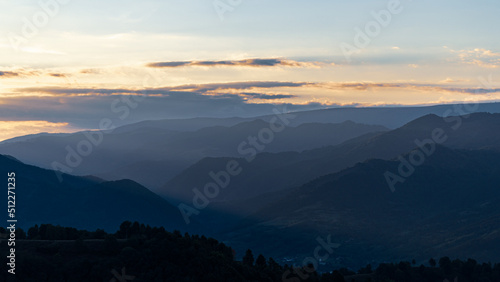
xmin=2 ymin=222 xmax=500 ymax=282
xmin=0 ymin=155 xmax=195 ymax=232
xmin=0 ymin=222 xmax=290 ymax=282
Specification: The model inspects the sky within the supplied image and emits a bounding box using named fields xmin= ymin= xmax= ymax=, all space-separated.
xmin=0 ymin=0 xmax=499 ymax=140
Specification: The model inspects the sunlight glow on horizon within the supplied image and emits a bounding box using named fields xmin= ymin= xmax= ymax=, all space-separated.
xmin=0 ymin=121 xmax=80 ymax=142
xmin=0 ymin=0 xmax=499 ymax=138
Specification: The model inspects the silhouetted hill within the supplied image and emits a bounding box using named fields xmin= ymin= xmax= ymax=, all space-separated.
xmin=223 ymin=146 xmax=500 ymax=269
xmin=0 ymin=221 xmax=294 ymax=282
xmin=0 ymin=155 xmax=196 ymax=232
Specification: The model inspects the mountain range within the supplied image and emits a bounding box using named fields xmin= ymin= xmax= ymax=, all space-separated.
xmin=0 ymin=119 xmax=387 ymax=189
xmin=2 ymin=105 xmax=500 ymax=270
xmin=162 ymin=113 xmax=500 ymax=214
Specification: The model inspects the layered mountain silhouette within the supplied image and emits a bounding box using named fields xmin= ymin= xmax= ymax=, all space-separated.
xmin=2 ymin=108 xmax=500 ymax=271
xmin=0 ymin=119 xmax=386 ymax=189
xmin=2 ymin=103 xmax=499 ymax=191
xmin=89 ymin=102 xmax=500 ymax=130
xmin=222 ymin=146 xmax=500 ymax=269
xmin=0 ymin=154 xmax=196 ymax=232
xmin=161 ymin=113 xmax=500 ymax=211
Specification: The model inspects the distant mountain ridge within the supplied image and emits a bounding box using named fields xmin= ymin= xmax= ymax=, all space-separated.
xmin=77 ymin=102 xmax=500 ymax=132
xmin=1 ymin=102 xmax=499 ymax=191
xmin=161 ymin=112 xmax=500 ymax=209
xmin=0 ymin=120 xmax=387 ymax=189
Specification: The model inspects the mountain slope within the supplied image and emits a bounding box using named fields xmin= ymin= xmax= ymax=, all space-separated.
xmin=0 ymin=155 xmax=195 ymax=232
xmin=222 ymin=146 xmax=500 ymax=269
xmin=0 ymin=120 xmax=387 ymax=189
xmin=160 ymin=113 xmax=500 ymax=226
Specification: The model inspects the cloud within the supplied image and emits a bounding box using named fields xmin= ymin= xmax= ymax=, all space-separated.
xmin=0 ymin=91 xmax=329 ymax=129
xmin=0 ymin=68 xmax=71 ymax=79
xmin=240 ymin=93 xmax=297 ymax=100
xmin=14 ymin=80 xmax=500 ymax=100
xmin=448 ymin=47 xmax=500 ymax=68
xmin=169 ymin=81 xmax=310 ymax=93
xmin=437 ymin=87 xmax=500 ymax=95
xmin=0 ymin=71 xmax=19 ymax=78
xmin=80 ymin=69 xmax=99 ymax=74
xmin=146 ymin=58 xmax=322 ymax=68
xmin=4 ymin=79 xmax=500 ymax=131
xmin=0 ymin=69 xmax=42 ymax=78
xmin=16 ymin=87 xmax=136 ymax=96
xmin=0 ymin=80 xmax=322 ymax=129
xmin=49 ymin=73 xmax=68 ymax=78
xmin=15 ymin=81 xmax=309 ymax=97
xmin=440 ymin=78 xmax=467 ymax=84
xmin=0 ymin=121 xmax=77 ymax=142
xmin=318 ymin=82 xmax=500 ymax=95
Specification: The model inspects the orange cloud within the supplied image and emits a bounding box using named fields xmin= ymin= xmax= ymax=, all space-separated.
xmin=0 ymin=68 xmax=71 ymax=79
xmin=146 ymin=58 xmax=325 ymax=68
xmin=0 ymin=121 xmax=76 ymax=142
xmin=317 ymin=82 xmax=500 ymax=95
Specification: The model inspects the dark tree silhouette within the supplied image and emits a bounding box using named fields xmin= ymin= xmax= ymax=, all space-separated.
xmin=5 ymin=221 xmax=500 ymax=282
xmin=256 ymin=254 xmax=267 ymax=268
xmin=243 ymin=249 xmax=254 ymax=266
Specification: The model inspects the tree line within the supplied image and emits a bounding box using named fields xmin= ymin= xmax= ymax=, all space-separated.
xmin=1 ymin=222 xmax=500 ymax=281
